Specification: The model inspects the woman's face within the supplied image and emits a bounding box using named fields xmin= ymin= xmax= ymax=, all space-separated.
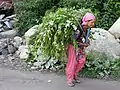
xmin=87 ymin=19 xmax=96 ymax=28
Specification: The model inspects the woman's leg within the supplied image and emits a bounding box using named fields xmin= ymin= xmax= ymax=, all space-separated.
xmin=74 ymin=52 xmax=86 ymax=80
xmin=66 ymin=44 xmax=77 ymax=85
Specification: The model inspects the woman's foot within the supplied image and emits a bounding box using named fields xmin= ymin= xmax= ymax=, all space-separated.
xmin=67 ymin=82 xmax=75 ymax=87
xmin=73 ymin=78 xmax=81 ymax=83
xmin=74 ymin=79 xmax=81 ymax=83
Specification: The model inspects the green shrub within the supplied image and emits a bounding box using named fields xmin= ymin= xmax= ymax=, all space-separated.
xmin=110 ymin=59 xmax=120 ymax=80
xmin=58 ymin=0 xmax=120 ymax=30
xmin=13 ymin=0 xmax=60 ymax=35
xmin=13 ymin=0 xmax=120 ymax=35
xmin=80 ymin=51 xmax=120 ymax=80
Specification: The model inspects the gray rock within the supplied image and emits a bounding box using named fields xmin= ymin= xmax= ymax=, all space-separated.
xmin=4 ymin=21 xmax=12 ymax=29
xmin=2 ymin=25 xmax=10 ymax=31
xmin=19 ymin=52 xmax=29 ymax=59
xmin=0 ymin=55 xmax=5 ymax=60
xmin=31 ymin=66 xmax=38 ymax=70
xmin=25 ymin=25 xmax=39 ymax=37
xmin=0 ymin=41 xmax=7 ymax=49
xmin=0 ymin=30 xmax=17 ymax=38
xmin=9 ymin=20 xmax=16 ymax=25
xmin=18 ymin=45 xmax=29 ymax=59
xmin=109 ymin=17 xmax=120 ymax=39
xmin=36 ymin=54 xmax=49 ymax=63
xmin=86 ymin=28 xmax=120 ymax=59
xmin=33 ymin=62 xmax=41 ymax=67
xmin=116 ymin=38 xmax=120 ymax=43
xmin=0 ymin=24 xmax=3 ymax=28
xmin=2 ymin=48 xmax=9 ymax=55
xmin=0 ymin=38 xmax=7 ymax=43
xmin=8 ymin=44 xmax=16 ymax=54
xmin=15 ymin=51 xmax=20 ymax=56
xmin=0 ymin=28 xmax=4 ymax=33
xmin=0 ymin=35 xmax=4 ymax=39
xmin=24 ymin=25 xmax=39 ymax=44
xmin=0 ymin=18 xmax=9 ymax=22
xmin=13 ymin=36 xmax=23 ymax=48
xmin=8 ymin=56 xmax=15 ymax=61
xmin=0 ymin=14 xmax=5 ymax=19
xmin=18 ymin=45 xmax=28 ymax=52
xmin=91 ymin=28 xmax=115 ymax=40
xmin=6 ymin=15 xmax=16 ymax=19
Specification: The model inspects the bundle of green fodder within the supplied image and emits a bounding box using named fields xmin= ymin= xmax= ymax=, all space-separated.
xmin=28 ymin=8 xmax=92 ymax=63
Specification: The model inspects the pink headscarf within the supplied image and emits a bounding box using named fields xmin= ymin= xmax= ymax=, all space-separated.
xmin=82 ymin=13 xmax=95 ymax=25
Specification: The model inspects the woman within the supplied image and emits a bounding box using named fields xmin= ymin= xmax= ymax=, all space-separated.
xmin=66 ymin=13 xmax=96 ymax=87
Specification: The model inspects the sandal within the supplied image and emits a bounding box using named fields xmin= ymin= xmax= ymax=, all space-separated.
xmin=74 ymin=79 xmax=81 ymax=83
xmin=73 ymin=78 xmax=81 ymax=83
xmin=67 ymin=82 xmax=75 ymax=87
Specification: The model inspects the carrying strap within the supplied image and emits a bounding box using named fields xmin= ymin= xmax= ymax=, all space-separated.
xmin=85 ymin=28 xmax=90 ymax=43
xmin=76 ymin=20 xmax=90 ymax=43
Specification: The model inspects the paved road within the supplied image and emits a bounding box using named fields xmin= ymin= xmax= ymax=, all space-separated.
xmin=0 ymin=67 xmax=120 ymax=90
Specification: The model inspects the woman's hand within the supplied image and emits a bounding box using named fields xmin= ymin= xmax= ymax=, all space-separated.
xmin=77 ymin=42 xmax=89 ymax=47
xmin=83 ymin=43 xmax=89 ymax=47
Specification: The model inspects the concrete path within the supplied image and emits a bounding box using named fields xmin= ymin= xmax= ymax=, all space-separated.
xmin=0 ymin=67 xmax=120 ymax=90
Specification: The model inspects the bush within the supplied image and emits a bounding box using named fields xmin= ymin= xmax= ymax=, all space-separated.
xmin=13 ymin=0 xmax=120 ymax=35
xmin=110 ymin=59 xmax=120 ymax=80
xmin=80 ymin=51 xmax=120 ymax=80
xmin=58 ymin=0 xmax=120 ymax=30
xmin=13 ymin=0 xmax=60 ymax=35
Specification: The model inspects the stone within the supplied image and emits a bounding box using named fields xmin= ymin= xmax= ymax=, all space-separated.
xmin=19 ymin=52 xmax=29 ymax=59
xmin=24 ymin=25 xmax=39 ymax=44
xmin=8 ymin=44 xmax=16 ymax=54
xmin=109 ymin=17 xmax=120 ymax=39
xmin=15 ymin=51 xmax=20 ymax=56
xmin=2 ymin=48 xmax=9 ymax=55
xmin=0 ymin=35 xmax=4 ymax=39
xmin=0 ymin=41 xmax=7 ymax=49
xmin=31 ymin=66 xmax=37 ymax=70
xmin=8 ymin=56 xmax=15 ymax=61
xmin=18 ymin=45 xmax=28 ymax=52
xmin=86 ymin=28 xmax=120 ymax=59
xmin=0 ymin=38 xmax=7 ymax=43
xmin=0 ymin=24 xmax=3 ymax=28
xmin=13 ymin=36 xmax=23 ymax=48
xmin=116 ymin=38 xmax=120 ymax=43
xmin=48 ymin=80 xmax=52 ymax=83
xmin=25 ymin=25 xmax=39 ymax=37
xmin=18 ymin=45 xmax=29 ymax=59
xmin=2 ymin=25 xmax=10 ymax=31
xmin=4 ymin=21 xmax=12 ymax=29
xmin=33 ymin=62 xmax=41 ymax=67
xmin=0 ymin=30 xmax=17 ymax=38
xmin=0 ymin=28 xmax=4 ymax=33
xmin=6 ymin=14 xmax=16 ymax=19
xmin=9 ymin=20 xmax=16 ymax=25
xmin=91 ymin=28 xmax=115 ymax=41
xmin=0 ymin=14 xmax=5 ymax=19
